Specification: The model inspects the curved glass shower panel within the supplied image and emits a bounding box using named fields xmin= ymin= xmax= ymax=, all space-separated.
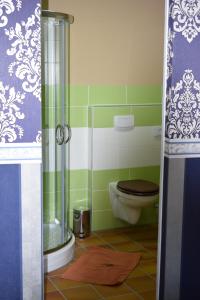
xmin=42 ymin=12 xmax=73 ymax=252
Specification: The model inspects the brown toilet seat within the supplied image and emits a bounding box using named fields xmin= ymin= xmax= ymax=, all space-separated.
xmin=117 ymin=180 xmax=159 ymax=196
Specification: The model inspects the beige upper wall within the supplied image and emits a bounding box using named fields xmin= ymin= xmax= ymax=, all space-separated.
xmin=48 ymin=0 xmax=165 ymax=85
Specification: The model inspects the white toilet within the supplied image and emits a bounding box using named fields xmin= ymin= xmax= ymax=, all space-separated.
xmin=109 ymin=179 xmax=159 ymax=224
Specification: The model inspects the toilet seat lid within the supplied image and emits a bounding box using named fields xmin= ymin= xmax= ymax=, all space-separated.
xmin=117 ymin=180 xmax=159 ymax=196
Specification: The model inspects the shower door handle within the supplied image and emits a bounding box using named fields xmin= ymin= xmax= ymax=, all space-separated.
xmin=64 ymin=124 xmax=72 ymax=144
xmin=56 ymin=124 xmax=64 ymax=145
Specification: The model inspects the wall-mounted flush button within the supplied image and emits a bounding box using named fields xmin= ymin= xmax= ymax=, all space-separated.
xmin=114 ymin=115 xmax=134 ymax=131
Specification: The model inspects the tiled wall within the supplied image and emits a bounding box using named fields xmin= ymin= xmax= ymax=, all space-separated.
xmin=68 ymin=85 xmax=162 ymax=231
xmin=47 ymin=0 xmax=164 ymax=232
xmin=90 ymin=167 xmax=160 ymax=231
xmin=70 ymin=85 xmax=162 ymax=127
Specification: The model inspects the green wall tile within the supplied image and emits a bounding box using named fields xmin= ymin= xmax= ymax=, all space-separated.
xmin=130 ymin=166 xmax=160 ymax=184
xmin=42 ymin=85 xmax=67 ymax=107
xmin=43 ymin=172 xmax=63 ymax=193
xmin=42 ymin=105 xmax=69 ymax=129
xmin=88 ymin=107 xmax=92 ymax=128
xmin=43 ymin=190 xmax=66 ymax=223
xmin=70 ymin=107 xmax=88 ymax=127
xmin=92 ymin=169 xmax=130 ymax=190
xmin=42 ymin=84 xmax=162 ymax=231
xmin=43 ymin=192 xmax=55 ymax=223
xmin=92 ymin=210 xmax=128 ymax=231
xmin=90 ymin=104 xmax=161 ymax=128
xmin=43 ymin=172 xmax=55 ymax=193
xmin=127 ymin=86 xmax=162 ymax=104
xmin=42 ymin=106 xmax=56 ymax=129
xmin=138 ymin=206 xmax=158 ymax=225
xmin=69 ymin=189 xmax=88 ymax=208
xmin=64 ymin=105 xmax=70 ymax=124
xmin=129 ymin=165 xmax=160 ymax=225
xmin=42 ymin=85 xmax=54 ymax=107
xmin=92 ymin=106 xmax=131 ymax=128
xmin=89 ymin=86 xmax=126 ymax=105
xmin=70 ymin=86 xmax=88 ymax=106
xmin=69 ymin=209 xmax=73 ymax=228
xmin=92 ymin=191 xmax=111 ymax=210
xmin=70 ymin=170 xmax=88 ymax=190
xmin=133 ymin=106 xmax=162 ymax=126
xmin=91 ymin=166 xmax=160 ymax=229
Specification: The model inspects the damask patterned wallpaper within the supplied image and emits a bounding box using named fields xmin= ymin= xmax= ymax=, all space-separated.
xmin=165 ymin=0 xmax=200 ymax=156
xmin=0 ymin=0 xmax=41 ymax=162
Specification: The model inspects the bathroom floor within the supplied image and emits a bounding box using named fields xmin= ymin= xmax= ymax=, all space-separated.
xmin=44 ymin=225 xmax=158 ymax=300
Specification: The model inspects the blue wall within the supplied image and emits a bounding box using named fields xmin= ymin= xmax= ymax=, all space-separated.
xmin=0 ymin=165 xmax=22 ymax=299
xmin=180 ymin=158 xmax=200 ymax=299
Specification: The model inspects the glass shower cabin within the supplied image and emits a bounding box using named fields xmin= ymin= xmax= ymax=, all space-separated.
xmin=42 ymin=11 xmax=75 ymax=272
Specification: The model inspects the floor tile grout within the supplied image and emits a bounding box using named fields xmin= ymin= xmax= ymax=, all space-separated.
xmin=45 ymin=225 xmax=158 ymax=300
xmin=89 ymin=284 xmax=106 ymax=300
xmin=47 ymin=277 xmax=68 ymax=299
xmin=123 ymin=282 xmax=144 ymax=300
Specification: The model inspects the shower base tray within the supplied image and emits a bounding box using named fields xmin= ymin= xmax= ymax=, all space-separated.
xmin=44 ymin=234 xmax=75 ymax=273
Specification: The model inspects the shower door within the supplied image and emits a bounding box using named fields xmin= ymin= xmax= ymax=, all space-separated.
xmin=42 ymin=12 xmax=73 ymax=252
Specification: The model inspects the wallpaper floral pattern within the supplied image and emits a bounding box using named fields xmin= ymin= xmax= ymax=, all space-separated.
xmin=0 ymin=0 xmax=41 ymax=143
xmin=166 ymin=0 xmax=200 ymax=147
xmin=170 ymin=0 xmax=200 ymax=43
xmin=166 ymin=69 xmax=200 ymax=139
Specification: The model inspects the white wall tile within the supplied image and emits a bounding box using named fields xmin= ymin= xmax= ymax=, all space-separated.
xmin=44 ymin=126 xmax=161 ymax=171
xmin=70 ymin=128 xmax=88 ymax=169
xmin=92 ymin=127 xmax=161 ymax=170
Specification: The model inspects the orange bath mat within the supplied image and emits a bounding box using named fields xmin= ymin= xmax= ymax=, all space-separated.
xmin=60 ymin=246 xmax=141 ymax=285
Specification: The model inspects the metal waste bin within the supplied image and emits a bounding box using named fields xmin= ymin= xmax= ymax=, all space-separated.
xmin=73 ymin=207 xmax=90 ymax=238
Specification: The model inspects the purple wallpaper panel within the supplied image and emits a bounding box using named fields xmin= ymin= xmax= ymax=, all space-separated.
xmin=165 ymin=0 xmax=200 ymax=156
xmin=0 ymin=0 xmax=41 ymax=143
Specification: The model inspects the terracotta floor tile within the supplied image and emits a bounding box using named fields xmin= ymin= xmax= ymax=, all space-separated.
xmin=93 ymin=283 xmax=131 ymax=297
xmin=50 ymin=277 xmax=86 ymax=290
xmin=139 ymin=240 xmax=157 ymax=250
xmin=95 ymin=231 xmax=131 ymax=243
xmin=139 ymin=289 xmax=156 ymax=300
xmin=127 ymin=230 xmax=158 ymax=241
xmin=85 ymin=244 xmax=113 ymax=251
xmin=126 ymin=276 xmax=156 ymax=293
xmin=73 ymin=247 xmax=86 ymax=259
xmin=139 ymin=261 xmax=157 ymax=275
xmin=127 ymin=266 xmax=146 ymax=279
xmin=104 ymin=292 xmax=141 ymax=300
xmin=44 ymin=291 xmax=65 ymax=300
xmin=97 ymin=227 xmax=133 ymax=236
xmin=111 ymin=241 xmax=144 ymax=252
xmin=47 ymin=265 xmax=70 ymax=277
xmin=139 ymin=250 xmax=157 ymax=260
xmin=76 ymin=235 xmax=106 ymax=247
xmin=44 ymin=278 xmax=57 ymax=293
xmin=44 ymin=225 xmax=158 ymax=299
xmin=62 ymin=285 xmax=101 ymax=300
xmin=139 ymin=258 xmax=157 ymax=267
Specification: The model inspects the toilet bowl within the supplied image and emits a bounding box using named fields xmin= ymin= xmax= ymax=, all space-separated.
xmin=109 ymin=180 xmax=159 ymax=224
